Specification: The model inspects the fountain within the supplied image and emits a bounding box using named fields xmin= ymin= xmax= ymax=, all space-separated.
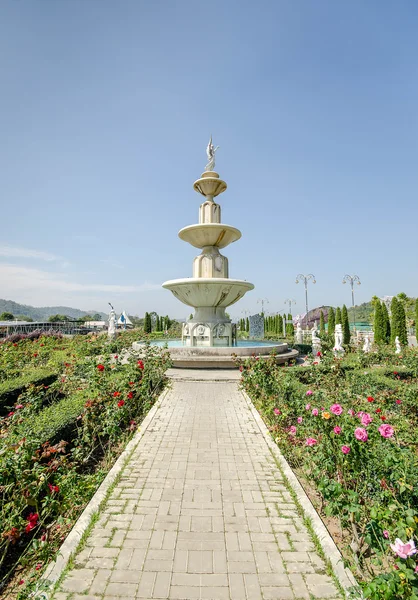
xmin=135 ymin=139 xmax=298 ymax=368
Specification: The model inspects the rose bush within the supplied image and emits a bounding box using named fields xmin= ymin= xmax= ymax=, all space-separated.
xmin=238 ymin=347 xmax=418 ymax=599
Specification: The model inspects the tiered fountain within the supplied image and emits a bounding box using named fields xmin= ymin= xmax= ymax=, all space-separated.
xmin=162 ymin=138 xmax=254 ymax=347
xmin=150 ymin=139 xmax=298 ymax=368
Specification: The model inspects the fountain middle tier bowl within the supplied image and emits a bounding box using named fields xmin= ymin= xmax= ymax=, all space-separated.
xmin=162 ymin=278 xmax=254 ymax=308
xmin=178 ymin=224 xmax=241 ymax=249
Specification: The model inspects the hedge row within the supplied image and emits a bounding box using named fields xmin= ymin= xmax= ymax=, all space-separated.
xmin=0 ymin=369 xmax=59 ymax=415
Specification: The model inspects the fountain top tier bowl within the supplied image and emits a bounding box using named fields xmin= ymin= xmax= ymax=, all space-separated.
xmin=162 ymin=278 xmax=254 ymax=309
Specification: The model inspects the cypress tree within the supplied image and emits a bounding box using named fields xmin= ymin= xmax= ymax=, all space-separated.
xmin=246 ymin=317 xmax=249 ymax=332
xmin=341 ymin=304 xmax=350 ymax=345
xmin=277 ymin=315 xmax=283 ymax=337
xmin=374 ymin=301 xmax=384 ymax=344
xmin=286 ymin=314 xmax=294 ymax=338
xmin=415 ymin=299 xmax=418 ymax=340
xmin=335 ymin=307 xmax=342 ymax=325
xmin=144 ymin=312 xmax=152 ymax=334
xmin=156 ymin=315 xmax=160 ymax=331
xmin=381 ymin=303 xmax=391 ymax=343
xmin=390 ymin=297 xmax=399 ymax=343
xmin=328 ymin=307 xmax=335 ymax=338
xmin=319 ymin=311 xmax=325 ymax=335
xmin=397 ymin=302 xmax=408 ymax=346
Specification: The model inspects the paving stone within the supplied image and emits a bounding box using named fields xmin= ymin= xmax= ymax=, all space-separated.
xmin=51 ymin=380 xmax=342 ymax=600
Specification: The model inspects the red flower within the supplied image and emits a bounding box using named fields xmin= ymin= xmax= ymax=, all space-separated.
xmin=113 ymin=391 xmax=121 ymax=397
xmin=376 ymin=408 xmax=382 ymax=413
xmin=393 ymin=371 xmax=398 ymax=375
xmin=40 ymin=343 xmax=44 ymax=347
xmin=239 ymin=366 xmax=244 ymax=372
xmin=114 ymin=355 xmax=118 ymax=359
xmin=137 ymin=360 xmax=144 ymax=370
xmin=48 ymin=483 xmax=59 ymax=493
xmin=97 ymin=364 xmax=105 ymax=371
xmin=64 ymin=362 xmax=70 ymax=367
xmin=41 ymin=533 xmax=46 ymax=542
xmin=18 ymin=580 xmax=24 ymax=585
xmin=35 ymin=563 xmax=42 ymax=570
xmin=129 ymin=381 xmax=134 ymax=386
xmin=380 ymin=416 xmax=387 ymax=421
xmin=8 ymin=411 xmax=15 ymax=417
xmin=367 ymin=396 xmax=374 ymax=403
xmin=33 ymin=353 xmax=38 ymax=357
xmin=25 ymin=513 xmax=39 ymax=533
xmin=127 ymin=392 xmax=133 ymax=399
xmin=316 ymin=351 xmax=322 ymax=357
xmin=117 ymin=399 xmax=125 ymax=408
xmin=13 ymin=343 xmax=18 ymax=347
xmin=395 ymin=399 xmax=401 ymax=405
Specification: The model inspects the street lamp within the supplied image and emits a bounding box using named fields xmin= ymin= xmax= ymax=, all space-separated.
xmin=342 ymin=274 xmax=361 ymax=332
xmin=284 ymin=298 xmax=296 ymax=315
xmin=295 ymin=274 xmax=316 ymax=329
xmin=257 ymin=298 xmax=269 ymax=315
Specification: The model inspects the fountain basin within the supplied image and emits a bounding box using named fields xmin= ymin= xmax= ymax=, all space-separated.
xmin=178 ymin=224 xmax=241 ymax=249
xmin=162 ymin=278 xmax=254 ymax=308
xmin=132 ymin=339 xmax=299 ymax=369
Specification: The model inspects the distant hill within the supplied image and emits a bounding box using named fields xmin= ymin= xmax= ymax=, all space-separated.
xmin=0 ymin=299 xmax=106 ymax=321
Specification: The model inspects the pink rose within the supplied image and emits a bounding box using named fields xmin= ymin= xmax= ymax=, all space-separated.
xmin=297 ymin=417 xmax=303 ymax=424
xmin=333 ymin=426 xmax=342 ymax=434
xmin=348 ymin=409 xmax=355 ymax=416
xmin=341 ymin=445 xmax=351 ymax=454
xmin=311 ymin=408 xmax=319 ymax=416
xmin=360 ymin=413 xmax=373 ymax=426
xmin=289 ymin=426 xmax=297 ymax=435
xmin=354 ymin=427 xmax=368 ymax=442
xmin=390 ymin=538 xmax=417 ymax=559
xmin=305 ymin=437 xmax=317 ymax=446
xmin=305 ymin=403 xmax=311 ymax=410
xmin=273 ymin=408 xmax=281 ymax=415
xmin=330 ymin=404 xmax=343 ymax=415
xmin=378 ymin=424 xmax=394 ymax=438
xmin=306 ymin=390 xmax=313 ymax=396
xmin=383 ymin=530 xmax=389 ymax=539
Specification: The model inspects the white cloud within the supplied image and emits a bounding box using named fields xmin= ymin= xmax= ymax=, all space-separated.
xmin=0 ymin=244 xmax=60 ymax=262
xmin=0 ymin=263 xmax=161 ymax=295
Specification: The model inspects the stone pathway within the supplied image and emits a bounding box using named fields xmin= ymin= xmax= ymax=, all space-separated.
xmin=52 ymin=380 xmax=342 ymax=600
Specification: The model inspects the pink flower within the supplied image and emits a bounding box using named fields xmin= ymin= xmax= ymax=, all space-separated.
xmin=333 ymin=426 xmax=342 ymax=434
xmin=306 ymin=390 xmax=313 ymax=396
xmin=348 ymin=409 xmax=355 ymax=416
xmin=289 ymin=426 xmax=297 ymax=435
xmin=383 ymin=530 xmax=389 ymax=539
xmin=305 ymin=403 xmax=311 ymax=410
xmin=15 ymin=404 xmax=24 ymax=410
xmin=305 ymin=437 xmax=317 ymax=446
xmin=330 ymin=404 xmax=343 ymax=416
xmin=390 ymin=538 xmax=417 ymax=559
xmin=341 ymin=445 xmax=351 ymax=454
xmin=273 ymin=408 xmax=281 ymax=415
xmin=354 ymin=427 xmax=368 ymax=442
xmin=378 ymin=424 xmax=394 ymax=438
xmin=311 ymin=408 xmax=319 ymax=416
xmin=360 ymin=413 xmax=373 ymax=426
xmin=396 ymin=399 xmax=401 ymax=405
xmin=297 ymin=417 xmax=303 ymax=424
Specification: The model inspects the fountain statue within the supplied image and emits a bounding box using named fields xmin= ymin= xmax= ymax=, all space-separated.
xmin=395 ymin=336 xmax=401 ymax=354
xmin=163 ymin=139 xmax=254 ymax=347
xmin=362 ymin=334 xmax=371 ymax=353
xmin=295 ymin=321 xmax=303 ymax=344
xmin=108 ymin=306 xmax=116 ymax=339
xmin=334 ymin=324 xmax=344 ymax=355
xmin=311 ymin=325 xmax=321 ymax=355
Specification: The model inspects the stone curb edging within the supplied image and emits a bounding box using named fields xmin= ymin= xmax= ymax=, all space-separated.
xmin=240 ymin=388 xmax=361 ymax=599
xmin=41 ymin=386 xmax=170 ymax=596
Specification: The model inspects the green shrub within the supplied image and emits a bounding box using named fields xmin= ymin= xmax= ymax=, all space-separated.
xmin=0 ymin=369 xmax=58 ymax=415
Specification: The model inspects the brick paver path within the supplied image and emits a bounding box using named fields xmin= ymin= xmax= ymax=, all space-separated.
xmin=53 ymin=381 xmax=342 ymax=599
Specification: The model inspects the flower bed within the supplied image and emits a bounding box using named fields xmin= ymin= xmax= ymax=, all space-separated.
xmin=0 ymin=331 xmax=171 ymax=597
xmin=239 ymin=349 xmax=418 ymax=599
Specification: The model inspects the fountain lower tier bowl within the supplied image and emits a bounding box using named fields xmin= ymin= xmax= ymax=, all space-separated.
xmin=162 ymin=278 xmax=254 ymax=308
xmin=178 ymin=224 xmax=241 ymax=249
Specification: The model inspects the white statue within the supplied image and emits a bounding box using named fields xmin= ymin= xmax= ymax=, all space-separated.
xmin=362 ymin=334 xmax=371 ymax=353
xmin=296 ymin=321 xmax=303 ymax=344
xmin=205 ymin=136 xmax=219 ymax=172
xmin=108 ymin=308 xmax=116 ymax=339
xmin=395 ymin=336 xmax=401 ymax=354
xmin=311 ymin=325 xmax=321 ymax=354
xmin=334 ymin=324 xmax=344 ymax=354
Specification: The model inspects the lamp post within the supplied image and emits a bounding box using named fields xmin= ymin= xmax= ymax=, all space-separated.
xmin=342 ymin=274 xmax=361 ymax=332
xmin=257 ymin=298 xmax=269 ymax=316
xmin=284 ymin=298 xmax=296 ymax=315
xmin=295 ymin=274 xmax=316 ymax=329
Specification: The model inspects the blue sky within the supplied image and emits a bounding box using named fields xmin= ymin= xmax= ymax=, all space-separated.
xmin=1 ymin=0 xmax=417 ymax=319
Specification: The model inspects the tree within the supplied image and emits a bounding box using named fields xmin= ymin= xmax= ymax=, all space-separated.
xmin=381 ymin=302 xmax=391 ymax=343
xmin=335 ymin=307 xmax=342 ymax=325
xmin=286 ymin=313 xmax=294 ymax=338
xmin=156 ymin=315 xmax=161 ymax=331
xmin=341 ymin=304 xmax=350 ymax=345
xmin=319 ymin=311 xmax=325 ymax=335
xmin=92 ymin=313 xmax=103 ymax=321
xmin=144 ymin=312 xmax=152 ymax=333
xmin=391 ymin=298 xmax=408 ymax=346
xmin=373 ymin=301 xmax=384 ymax=344
xmin=0 ymin=312 xmax=14 ymax=321
xmin=48 ymin=314 xmax=68 ymax=322
xmin=328 ymin=307 xmax=335 ymax=339
xmin=415 ymin=299 xmax=418 ymax=339
xmin=245 ymin=317 xmax=249 ymax=332
xmin=189 ymin=313 xmax=193 ymax=321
